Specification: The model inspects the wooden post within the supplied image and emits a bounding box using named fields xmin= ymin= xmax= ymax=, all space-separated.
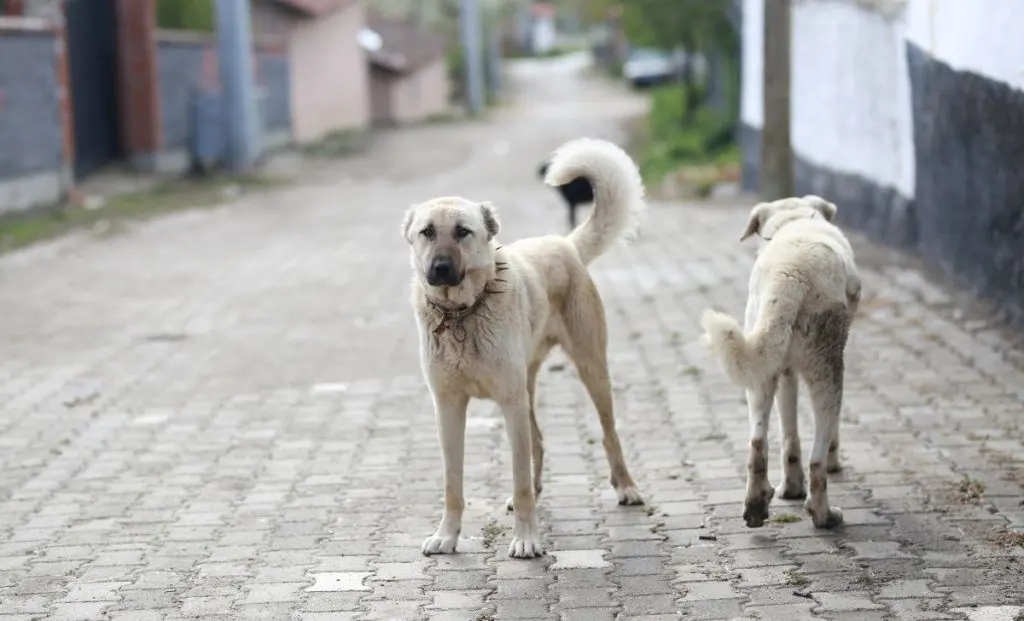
xmin=761 ymin=0 xmax=792 ymax=200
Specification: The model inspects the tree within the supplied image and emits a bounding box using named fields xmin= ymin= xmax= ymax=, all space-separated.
xmin=624 ymin=0 xmax=737 ymax=123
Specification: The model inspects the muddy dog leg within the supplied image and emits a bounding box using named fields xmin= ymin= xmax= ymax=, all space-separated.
xmin=826 ymin=423 xmax=842 ymax=473
xmin=775 ymin=370 xmax=807 ymax=499
xmin=744 ymin=377 xmax=778 ymax=527
xmin=803 ymin=364 xmax=845 ymax=529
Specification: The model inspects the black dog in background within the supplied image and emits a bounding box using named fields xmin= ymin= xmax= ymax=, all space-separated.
xmin=537 ymin=161 xmax=594 ymax=230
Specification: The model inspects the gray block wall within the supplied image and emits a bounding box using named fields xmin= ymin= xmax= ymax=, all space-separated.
xmin=157 ymin=40 xmax=292 ymax=152
xmin=0 ymin=32 xmax=65 ymax=181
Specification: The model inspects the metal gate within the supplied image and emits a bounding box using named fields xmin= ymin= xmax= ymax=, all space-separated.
xmin=64 ymin=0 xmax=122 ymax=180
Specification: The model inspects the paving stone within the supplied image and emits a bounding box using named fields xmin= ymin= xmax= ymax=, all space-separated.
xmin=549 ymin=550 xmax=610 ymax=570
xmin=306 ymin=572 xmax=371 ymax=592
xmin=813 ymin=590 xmax=887 ymax=611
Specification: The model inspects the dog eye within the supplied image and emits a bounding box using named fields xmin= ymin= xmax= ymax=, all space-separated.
xmin=454 ymin=226 xmax=472 ymax=239
xmin=421 ymin=226 xmax=436 ymax=240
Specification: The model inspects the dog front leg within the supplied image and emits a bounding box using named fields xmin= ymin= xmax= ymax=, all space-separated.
xmin=501 ymin=391 xmax=544 ymax=559
xmin=422 ymin=390 xmax=469 ymax=555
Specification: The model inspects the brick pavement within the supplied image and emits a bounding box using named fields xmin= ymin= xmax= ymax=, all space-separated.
xmin=0 ymin=53 xmax=1022 ymax=620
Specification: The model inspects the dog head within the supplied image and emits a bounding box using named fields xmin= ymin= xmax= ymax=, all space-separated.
xmin=739 ymin=195 xmax=838 ymax=241
xmin=401 ymin=196 xmax=500 ymax=289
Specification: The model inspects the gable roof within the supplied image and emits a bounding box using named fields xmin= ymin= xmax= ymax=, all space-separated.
xmin=365 ymin=11 xmax=445 ymax=74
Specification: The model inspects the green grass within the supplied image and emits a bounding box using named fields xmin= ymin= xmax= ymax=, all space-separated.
xmin=0 ymin=174 xmax=282 ymax=254
xmin=300 ymin=129 xmax=372 ymax=158
xmin=633 ymin=84 xmax=740 ymax=190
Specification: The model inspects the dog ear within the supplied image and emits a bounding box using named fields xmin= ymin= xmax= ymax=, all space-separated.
xmin=802 ymin=195 xmax=838 ymax=222
xmin=401 ymin=205 xmax=416 ymax=243
xmin=480 ymin=202 xmax=500 ymax=240
xmin=740 ymin=203 xmax=771 ymax=241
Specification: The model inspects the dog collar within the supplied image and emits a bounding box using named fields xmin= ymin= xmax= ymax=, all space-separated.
xmin=427 ymin=291 xmax=490 ymax=339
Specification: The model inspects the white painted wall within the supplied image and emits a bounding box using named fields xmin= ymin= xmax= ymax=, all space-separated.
xmin=741 ymin=0 xmax=1024 ymax=198
xmin=904 ymin=0 xmax=1024 ymax=90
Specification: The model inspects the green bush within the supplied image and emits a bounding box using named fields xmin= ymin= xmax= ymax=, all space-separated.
xmin=157 ymin=0 xmax=215 ymax=32
xmin=638 ymin=84 xmax=738 ymax=184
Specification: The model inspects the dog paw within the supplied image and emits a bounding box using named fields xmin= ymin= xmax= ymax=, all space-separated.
xmin=615 ymin=485 xmax=645 ymax=506
xmin=422 ymin=522 xmax=460 ymax=556
xmin=508 ymin=534 xmax=544 ymax=559
xmin=422 ymin=532 xmax=459 ymax=555
xmin=805 ymin=501 xmax=844 ymax=529
xmin=776 ymin=477 xmax=807 ymax=500
xmin=507 ymin=520 xmax=545 ymax=559
xmin=743 ymin=484 xmax=775 ymax=528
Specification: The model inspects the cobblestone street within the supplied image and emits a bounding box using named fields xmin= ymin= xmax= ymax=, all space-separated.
xmin=1 ymin=53 xmax=1022 ymax=620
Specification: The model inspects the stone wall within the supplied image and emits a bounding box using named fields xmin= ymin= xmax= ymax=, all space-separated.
xmin=0 ymin=24 xmax=68 ymax=213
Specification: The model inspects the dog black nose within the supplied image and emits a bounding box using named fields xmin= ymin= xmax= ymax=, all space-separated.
xmin=428 ymin=258 xmax=459 ymax=286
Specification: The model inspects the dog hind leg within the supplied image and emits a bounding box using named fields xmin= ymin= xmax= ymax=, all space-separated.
xmin=775 ymin=369 xmax=806 ymax=499
xmin=803 ymin=360 xmax=845 ymax=529
xmin=744 ymin=377 xmax=778 ymax=527
xmin=562 ymin=285 xmax=643 ymax=506
xmin=507 ymin=360 xmax=545 ymax=512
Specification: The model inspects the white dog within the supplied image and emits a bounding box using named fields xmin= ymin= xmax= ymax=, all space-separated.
xmin=701 ymin=195 xmax=861 ymax=529
xmin=402 ymin=138 xmax=647 ymax=559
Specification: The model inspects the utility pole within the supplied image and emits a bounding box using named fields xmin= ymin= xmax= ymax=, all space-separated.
xmin=761 ymin=0 xmax=792 ymax=199
xmin=459 ymin=0 xmax=486 ymax=115
xmin=486 ymin=13 xmax=503 ymax=100
xmin=215 ymin=0 xmax=261 ymax=171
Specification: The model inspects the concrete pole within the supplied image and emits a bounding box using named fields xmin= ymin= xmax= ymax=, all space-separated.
xmin=215 ymin=0 xmax=261 ymax=171
xmin=487 ymin=15 xmax=503 ymax=100
xmin=459 ymin=0 xmax=486 ymax=115
xmin=761 ymin=0 xmax=792 ymax=199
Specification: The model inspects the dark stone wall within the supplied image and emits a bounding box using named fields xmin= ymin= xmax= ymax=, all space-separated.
xmin=906 ymin=42 xmax=1024 ymax=328
xmin=157 ymin=40 xmax=206 ymax=150
xmin=255 ymin=50 xmax=290 ymax=131
xmin=739 ymin=122 xmax=760 ymax=194
xmin=0 ymin=31 xmax=65 ymax=180
xmin=740 ymin=44 xmax=1024 ymax=328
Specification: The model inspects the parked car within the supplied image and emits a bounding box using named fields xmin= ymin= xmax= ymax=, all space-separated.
xmin=622 ymin=47 xmax=680 ymax=88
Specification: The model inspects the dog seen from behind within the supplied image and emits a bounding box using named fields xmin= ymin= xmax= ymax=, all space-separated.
xmin=403 ymin=138 xmax=647 ymax=559
xmin=701 ymin=195 xmax=861 ymax=530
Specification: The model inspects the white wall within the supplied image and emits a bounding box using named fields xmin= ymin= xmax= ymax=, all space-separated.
xmin=288 ymin=2 xmax=372 ymax=142
xmin=904 ymin=0 xmax=1024 ymax=90
xmin=740 ymin=0 xmax=1024 ymax=198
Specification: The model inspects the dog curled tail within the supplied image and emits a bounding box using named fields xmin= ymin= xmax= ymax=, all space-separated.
xmin=543 ymin=137 xmax=646 ymax=265
xmin=700 ymin=278 xmax=810 ymax=388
